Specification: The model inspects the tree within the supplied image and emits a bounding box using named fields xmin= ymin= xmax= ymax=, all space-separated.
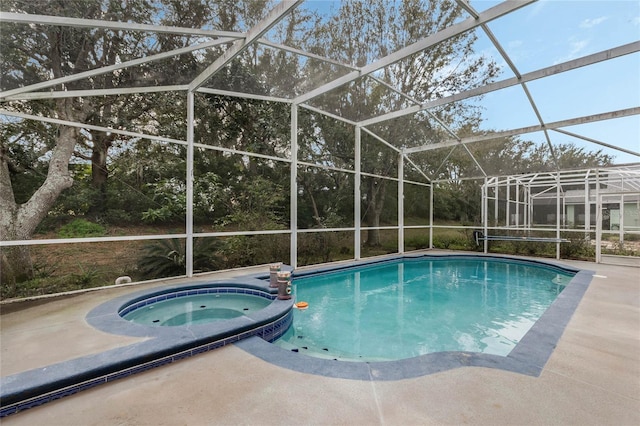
xmin=421 ymin=136 xmax=613 ymax=223
xmin=301 ymin=0 xmax=500 ymax=245
xmin=1 ymin=99 xmax=80 ymax=284
xmin=1 ymin=0 xmax=101 ymax=284
xmin=0 ymin=0 xmax=191 ymax=284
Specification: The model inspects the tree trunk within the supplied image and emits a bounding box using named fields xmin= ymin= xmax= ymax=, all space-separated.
xmin=1 ymin=245 xmax=34 ymax=294
xmin=0 ymin=146 xmax=31 ymax=289
xmin=0 ymin=99 xmax=80 ymax=286
xmin=89 ymin=130 xmax=113 ymax=215
xmin=365 ymin=178 xmax=387 ymax=246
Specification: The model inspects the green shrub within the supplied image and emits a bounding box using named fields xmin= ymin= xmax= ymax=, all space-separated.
xmin=58 ymin=219 xmax=106 ymax=238
xmin=556 ymin=235 xmax=595 ymax=260
xmin=432 ymin=235 xmax=474 ymax=250
xmin=624 ymin=233 xmax=640 ymax=242
xmin=71 ymin=264 xmax=101 ymax=286
xmin=406 ymin=235 xmax=430 ymax=250
xmin=222 ymin=235 xmax=259 ymax=267
xmin=136 ymin=238 xmax=222 ymax=279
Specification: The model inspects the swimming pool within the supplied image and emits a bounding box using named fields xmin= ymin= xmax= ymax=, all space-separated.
xmin=275 ymin=257 xmax=573 ymax=361
xmin=0 ymin=255 xmax=593 ymax=416
xmin=238 ymin=254 xmax=593 ymax=380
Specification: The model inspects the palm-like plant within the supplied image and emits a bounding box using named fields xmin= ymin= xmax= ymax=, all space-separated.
xmin=136 ymin=238 xmax=222 ymax=279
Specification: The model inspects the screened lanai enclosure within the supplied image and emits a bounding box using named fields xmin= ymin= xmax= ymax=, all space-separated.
xmin=1 ymin=0 xmax=639 ymax=297
xmin=482 ymin=164 xmax=640 ymax=264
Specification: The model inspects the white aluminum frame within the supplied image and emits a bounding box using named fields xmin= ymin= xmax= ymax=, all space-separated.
xmin=1 ymin=1 xmax=639 ymax=276
xmin=481 ymin=165 xmax=640 ymax=262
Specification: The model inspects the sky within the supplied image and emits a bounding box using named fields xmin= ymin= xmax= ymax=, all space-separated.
xmin=298 ymin=0 xmax=639 ymax=165
xmin=467 ymin=0 xmax=640 ymax=164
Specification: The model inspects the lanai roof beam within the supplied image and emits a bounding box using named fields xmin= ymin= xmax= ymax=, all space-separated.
xmin=188 ymin=0 xmax=303 ymax=91
xmin=404 ymin=107 xmax=640 ymax=154
xmin=3 ymin=86 xmax=187 ymax=100
xmin=293 ymin=0 xmax=535 ymax=105
xmin=0 ymin=11 xmax=243 ymax=38
xmin=460 ymin=0 xmax=561 ymax=170
xmin=0 ymin=39 xmax=231 ymax=99
xmin=361 ymin=41 xmax=640 ymax=127
xmin=551 ymin=129 xmax=640 ymax=159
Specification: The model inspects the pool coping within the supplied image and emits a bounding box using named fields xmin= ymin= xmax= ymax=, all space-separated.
xmin=237 ymin=253 xmax=594 ymax=380
xmin=0 ymin=273 xmax=294 ymax=416
xmin=0 ymin=254 xmax=594 ymax=415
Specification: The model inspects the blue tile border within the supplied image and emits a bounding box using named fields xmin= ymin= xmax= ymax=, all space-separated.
xmin=236 ymin=253 xmax=594 ymax=381
xmin=0 ymin=311 xmax=293 ymax=417
xmin=0 ymin=276 xmax=293 ymax=418
xmin=0 ymin=255 xmax=593 ymax=417
xmin=118 ymin=287 xmax=276 ymax=318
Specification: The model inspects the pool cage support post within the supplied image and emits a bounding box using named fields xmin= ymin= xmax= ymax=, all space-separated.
xmin=556 ymin=172 xmax=561 ymax=259
xmin=594 ymin=168 xmax=608 ymax=263
xmin=483 ymin=177 xmax=489 ymax=254
xmin=584 ymin=171 xmax=591 ymax=241
xmin=290 ymin=103 xmax=298 ymax=269
xmin=354 ymin=125 xmax=362 ymax=260
xmin=429 ymin=182 xmax=434 ymax=249
xmin=185 ymin=91 xmax=195 ymax=277
xmin=528 ymin=185 xmax=534 ymax=230
xmin=620 ymin=193 xmax=625 ymax=244
xmin=506 ymin=177 xmax=510 ymax=227
xmin=515 ymin=180 xmax=520 ymax=228
xmin=398 ymin=152 xmax=404 ymax=254
xmin=494 ymin=180 xmax=499 ymax=231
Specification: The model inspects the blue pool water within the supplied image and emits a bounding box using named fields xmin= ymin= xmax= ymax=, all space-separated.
xmin=122 ymin=293 xmax=272 ymax=326
xmin=275 ymin=257 xmax=574 ymax=361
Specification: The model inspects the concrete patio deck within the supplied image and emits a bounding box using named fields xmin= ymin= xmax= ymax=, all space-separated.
xmin=1 ymin=255 xmax=638 ymax=425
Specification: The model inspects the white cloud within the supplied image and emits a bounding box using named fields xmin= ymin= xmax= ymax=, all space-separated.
xmin=569 ymin=39 xmax=589 ymax=56
xmin=632 ymin=16 xmax=640 ymax=26
xmin=579 ymin=16 xmax=608 ymax=29
xmin=508 ymin=40 xmax=523 ymax=49
xmin=553 ymin=38 xmax=590 ymax=65
xmin=526 ymin=1 xmax=546 ymax=19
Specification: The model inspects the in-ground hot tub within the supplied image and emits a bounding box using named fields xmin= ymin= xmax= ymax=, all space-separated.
xmin=0 ymin=276 xmax=294 ymax=417
xmin=89 ymin=281 xmax=294 ymax=344
xmin=120 ymin=287 xmax=275 ymax=326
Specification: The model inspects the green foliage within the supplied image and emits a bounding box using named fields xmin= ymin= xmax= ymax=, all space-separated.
xmin=601 ymin=241 xmax=638 ymax=257
xmin=1 ymin=266 xmax=108 ymax=300
xmin=57 ymin=219 xmax=106 ymax=238
xmin=298 ymin=233 xmax=333 ymax=264
xmin=136 ymin=238 xmax=222 ymax=279
xmin=486 ymin=236 xmax=596 ymax=260
xmin=221 ymin=236 xmax=259 ymax=267
xmin=48 ymin=176 xmax=99 ymax=218
xmin=560 ymin=237 xmax=596 ymax=260
xmin=216 ymin=175 xmax=288 ymax=229
xmin=423 ymin=227 xmax=477 ymax=251
xmin=297 ymin=232 xmax=355 ymax=266
xmin=72 ymin=264 xmax=101 ymax=286
xmin=2 ymin=0 xmax=623 ymax=297
xmin=405 ymin=235 xmax=430 ymax=250
xmin=140 ymin=177 xmax=186 ymax=223
xmin=141 ymin=206 xmax=180 ymax=224
xmin=221 ymin=234 xmax=290 ymax=268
